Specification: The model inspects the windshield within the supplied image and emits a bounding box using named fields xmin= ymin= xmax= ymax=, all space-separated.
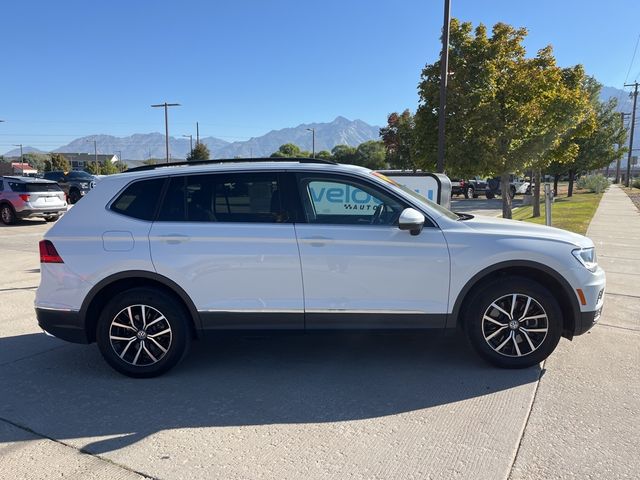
xmin=371 ymin=172 xmax=459 ymax=221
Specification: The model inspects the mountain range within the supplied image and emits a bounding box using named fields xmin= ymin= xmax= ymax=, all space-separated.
xmin=3 ymin=85 xmax=636 ymax=160
xmin=2 ymin=117 xmax=381 ymax=161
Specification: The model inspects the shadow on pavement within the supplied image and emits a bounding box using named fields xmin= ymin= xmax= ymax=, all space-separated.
xmin=0 ymin=331 xmax=541 ymax=454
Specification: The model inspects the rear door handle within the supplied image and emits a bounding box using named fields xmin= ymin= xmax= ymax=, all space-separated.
xmin=158 ymin=234 xmax=190 ymax=245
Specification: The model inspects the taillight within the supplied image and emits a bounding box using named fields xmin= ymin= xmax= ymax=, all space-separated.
xmin=39 ymin=240 xmax=64 ymax=263
xmin=460 ymin=180 xmax=465 ymax=187
xmin=19 ymin=194 xmax=30 ymax=202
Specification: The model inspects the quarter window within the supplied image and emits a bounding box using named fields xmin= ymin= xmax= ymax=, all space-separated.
xmin=111 ymin=178 xmax=165 ymax=221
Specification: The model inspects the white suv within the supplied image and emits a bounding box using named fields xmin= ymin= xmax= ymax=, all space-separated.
xmin=35 ymin=159 xmax=605 ymax=377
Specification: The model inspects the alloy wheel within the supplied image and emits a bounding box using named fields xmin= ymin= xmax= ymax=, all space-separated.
xmin=109 ymin=304 xmax=172 ymax=366
xmin=481 ymin=293 xmax=548 ymax=357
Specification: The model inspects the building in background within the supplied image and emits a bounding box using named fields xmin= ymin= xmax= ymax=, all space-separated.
xmin=57 ymin=153 xmax=119 ymax=170
xmin=10 ymin=162 xmax=38 ymax=176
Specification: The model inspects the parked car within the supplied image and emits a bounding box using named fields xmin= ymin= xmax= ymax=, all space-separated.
xmin=0 ymin=176 xmax=67 ymax=224
xmin=43 ymin=170 xmax=96 ymax=204
xmin=450 ymin=177 xmax=487 ymax=199
xmin=35 ymin=158 xmax=605 ymax=377
xmin=485 ymin=175 xmax=531 ymax=199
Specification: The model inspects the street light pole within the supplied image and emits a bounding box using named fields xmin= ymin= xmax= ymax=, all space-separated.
xmin=151 ymin=102 xmax=181 ymax=163
xmin=436 ymin=0 xmax=451 ymax=174
xmin=183 ymin=134 xmax=193 ymax=153
xmin=306 ymin=128 xmax=315 ymax=158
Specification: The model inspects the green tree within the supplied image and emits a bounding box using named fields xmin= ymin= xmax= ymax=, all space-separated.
xmin=315 ymin=150 xmax=332 ymax=159
xmin=353 ymin=140 xmax=386 ymax=169
xmin=330 ymin=145 xmax=357 ymax=164
xmin=101 ymin=159 xmax=120 ymax=175
xmin=187 ymin=143 xmax=211 ymax=162
xmin=22 ymin=153 xmax=49 ymax=172
xmin=48 ymin=153 xmax=70 ymax=172
xmin=416 ymin=19 xmax=594 ymax=218
xmin=380 ymin=110 xmax=418 ymax=170
xmin=85 ymin=162 xmax=101 ymax=175
xmin=270 ymin=143 xmax=309 ymax=158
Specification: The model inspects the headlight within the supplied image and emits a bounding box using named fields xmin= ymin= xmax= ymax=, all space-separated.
xmin=572 ymin=247 xmax=597 ymax=272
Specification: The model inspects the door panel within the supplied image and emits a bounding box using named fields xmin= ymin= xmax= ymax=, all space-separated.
xmin=295 ymin=224 xmax=450 ymax=329
xmin=149 ymin=171 xmax=304 ymax=330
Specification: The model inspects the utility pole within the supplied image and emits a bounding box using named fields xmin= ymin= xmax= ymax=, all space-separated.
xmin=306 ymin=128 xmax=315 ymax=158
xmin=436 ymin=0 xmax=451 ymax=173
xmin=151 ymin=102 xmax=181 ymax=163
xmin=196 ymin=122 xmax=200 ymax=145
xmin=12 ymin=144 xmax=23 ymax=162
xmin=616 ymin=112 xmax=631 ymax=184
xmin=624 ymin=82 xmax=638 ymax=187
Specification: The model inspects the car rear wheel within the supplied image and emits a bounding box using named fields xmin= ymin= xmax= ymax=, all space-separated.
xmin=96 ymin=287 xmax=191 ymax=377
xmin=0 ymin=204 xmax=17 ymax=225
xmin=485 ymin=191 xmax=495 ymax=199
xmin=464 ymin=276 xmax=562 ymax=368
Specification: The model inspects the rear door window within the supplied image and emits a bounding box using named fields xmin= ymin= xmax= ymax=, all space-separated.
xmin=158 ymin=172 xmax=291 ymax=223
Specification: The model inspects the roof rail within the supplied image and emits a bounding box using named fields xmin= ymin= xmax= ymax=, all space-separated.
xmin=125 ymin=157 xmax=337 ymax=173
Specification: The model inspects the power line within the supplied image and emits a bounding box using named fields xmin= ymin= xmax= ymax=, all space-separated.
xmin=623 ymin=33 xmax=640 ymax=85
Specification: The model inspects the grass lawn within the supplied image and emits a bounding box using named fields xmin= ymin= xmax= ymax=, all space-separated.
xmin=511 ymin=191 xmax=603 ymax=235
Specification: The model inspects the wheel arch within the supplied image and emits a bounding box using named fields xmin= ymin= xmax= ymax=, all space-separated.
xmin=79 ymin=270 xmax=202 ymax=343
xmin=449 ymin=261 xmax=580 ymax=339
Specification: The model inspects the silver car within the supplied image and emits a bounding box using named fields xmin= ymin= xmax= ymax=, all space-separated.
xmin=0 ymin=176 xmax=67 ymax=225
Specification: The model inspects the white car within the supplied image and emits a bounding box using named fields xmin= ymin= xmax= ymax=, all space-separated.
xmin=35 ymin=159 xmax=605 ymax=377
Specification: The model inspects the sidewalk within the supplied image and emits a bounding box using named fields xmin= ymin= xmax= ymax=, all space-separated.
xmin=510 ymin=185 xmax=640 ymax=479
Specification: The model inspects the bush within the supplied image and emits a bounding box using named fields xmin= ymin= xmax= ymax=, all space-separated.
xmin=632 ymin=179 xmax=640 ymax=189
xmin=577 ymin=174 xmax=610 ymax=194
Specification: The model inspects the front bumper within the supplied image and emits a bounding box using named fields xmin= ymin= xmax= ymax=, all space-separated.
xmin=35 ymin=308 xmax=89 ymax=344
xmin=574 ymin=307 xmax=602 ymax=336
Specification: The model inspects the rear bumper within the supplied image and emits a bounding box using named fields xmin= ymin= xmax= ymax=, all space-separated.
xmin=17 ymin=208 xmax=66 ymax=219
xmin=35 ymin=308 xmax=89 ymax=344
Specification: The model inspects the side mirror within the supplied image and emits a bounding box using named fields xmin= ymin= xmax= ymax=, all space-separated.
xmin=398 ymin=208 xmax=425 ymax=236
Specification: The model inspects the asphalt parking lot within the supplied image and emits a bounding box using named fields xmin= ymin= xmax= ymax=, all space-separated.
xmin=450 ymin=195 xmax=523 ymax=217
xmin=0 ymin=189 xmax=638 ymax=480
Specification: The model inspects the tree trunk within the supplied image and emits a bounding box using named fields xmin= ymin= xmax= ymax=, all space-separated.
xmin=568 ymin=169 xmax=575 ymax=197
xmin=501 ymin=174 xmax=512 ymax=219
xmin=553 ymin=174 xmax=560 ymax=196
xmin=532 ymin=170 xmax=541 ymax=217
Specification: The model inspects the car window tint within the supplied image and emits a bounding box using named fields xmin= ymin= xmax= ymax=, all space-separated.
xmin=300 ymin=176 xmax=406 ymax=226
xmin=25 ymin=183 xmax=62 ymax=192
xmin=111 ymin=178 xmax=165 ymax=221
xmin=157 ymin=172 xmax=287 ymax=223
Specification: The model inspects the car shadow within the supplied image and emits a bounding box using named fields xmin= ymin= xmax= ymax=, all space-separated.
xmin=0 ymin=331 xmax=541 ymax=455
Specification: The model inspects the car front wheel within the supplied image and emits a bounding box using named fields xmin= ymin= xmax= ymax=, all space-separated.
xmin=464 ymin=276 xmax=562 ymax=368
xmin=96 ymin=287 xmax=191 ymax=377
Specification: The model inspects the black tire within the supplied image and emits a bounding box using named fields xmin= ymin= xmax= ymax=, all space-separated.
xmin=45 ymin=215 xmax=60 ymax=222
xmin=485 ymin=191 xmax=495 ymax=200
xmin=96 ymin=287 xmax=191 ymax=378
xmin=465 ymin=186 xmax=474 ymax=199
xmin=509 ymin=186 xmax=517 ymax=199
xmin=0 ymin=204 xmax=17 ymax=225
xmin=68 ymin=190 xmax=81 ymax=204
xmin=464 ymin=276 xmax=562 ymax=368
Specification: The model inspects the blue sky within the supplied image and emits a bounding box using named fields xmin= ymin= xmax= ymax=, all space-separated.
xmin=1 ymin=0 xmax=639 ymax=153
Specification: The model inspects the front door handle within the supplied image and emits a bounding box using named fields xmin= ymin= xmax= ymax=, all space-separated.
xmin=301 ymin=236 xmax=332 ymax=247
